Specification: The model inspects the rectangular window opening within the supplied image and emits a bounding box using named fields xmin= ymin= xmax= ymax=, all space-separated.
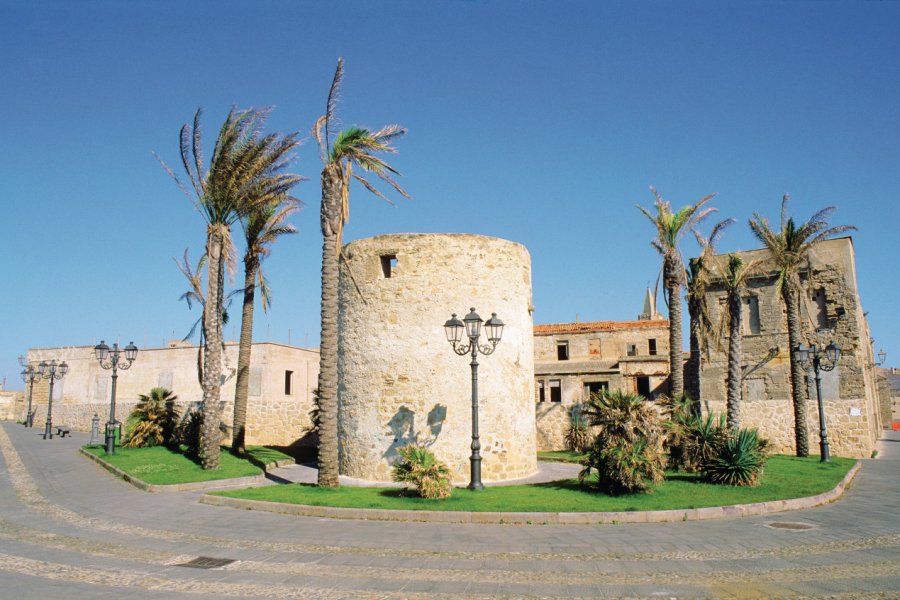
xmin=648 ymin=339 xmax=657 ymax=356
xmin=746 ymin=296 xmax=761 ymax=335
xmin=284 ymin=370 xmax=293 ymax=395
xmin=537 ymin=380 xmax=545 ymax=403
xmin=636 ymin=376 xmax=651 ymax=398
xmin=627 ymin=343 xmax=637 ymax=357
xmin=557 ymin=341 xmax=569 ymax=361
xmin=549 ymin=379 xmax=562 ymax=403
xmin=380 ymin=254 xmax=398 ymax=278
xmin=584 ymin=381 xmax=609 ymax=400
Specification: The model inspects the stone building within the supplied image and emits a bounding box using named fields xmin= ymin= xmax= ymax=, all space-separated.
xmin=533 ymin=292 xmax=670 ymax=450
xmin=699 ymin=237 xmax=882 ymax=458
xmin=17 ymin=341 xmax=318 ymax=447
xmin=338 ymin=233 xmax=537 ymax=484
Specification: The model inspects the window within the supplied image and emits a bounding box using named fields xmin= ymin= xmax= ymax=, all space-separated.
xmin=627 ymin=343 xmax=637 ymax=357
xmin=380 ymin=254 xmax=398 ymax=278
xmin=812 ymin=289 xmax=827 ymax=329
xmin=584 ymin=381 xmax=608 ymax=400
xmin=744 ymin=296 xmax=761 ymax=335
xmin=537 ymin=380 xmax=545 ymax=403
xmin=557 ymin=341 xmax=569 ymax=361
xmin=549 ymin=379 xmax=562 ymax=403
xmin=284 ymin=370 xmax=293 ymax=395
xmin=648 ymin=339 xmax=657 ymax=356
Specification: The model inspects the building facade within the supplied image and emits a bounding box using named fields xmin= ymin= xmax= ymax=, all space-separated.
xmin=699 ymin=237 xmax=882 ymax=458
xmin=17 ymin=341 xmax=319 ymax=447
xmin=533 ymin=309 xmax=670 ymax=451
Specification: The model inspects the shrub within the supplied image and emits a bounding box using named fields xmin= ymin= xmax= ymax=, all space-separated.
xmin=701 ymin=427 xmax=767 ymax=486
xmin=124 ymin=388 xmax=180 ymax=448
xmin=564 ymin=405 xmax=591 ymax=453
xmin=578 ymin=390 xmax=666 ymax=495
xmin=391 ymin=444 xmax=452 ymax=499
xmin=669 ymin=412 xmax=728 ymax=472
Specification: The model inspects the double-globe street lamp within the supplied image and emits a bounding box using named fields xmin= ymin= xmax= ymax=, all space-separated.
xmin=793 ymin=341 xmax=841 ymax=463
xmin=444 ymin=308 xmax=504 ymax=490
xmin=18 ymin=355 xmax=39 ymax=427
xmin=94 ymin=341 xmax=138 ymax=455
xmin=38 ymin=359 xmax=69 ymax=439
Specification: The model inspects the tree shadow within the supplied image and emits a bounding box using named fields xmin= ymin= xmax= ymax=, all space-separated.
xmin=382 ymin=404 xmax=447 ymax=463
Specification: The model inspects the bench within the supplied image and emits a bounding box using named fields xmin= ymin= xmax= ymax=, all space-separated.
xmin=56 ymin=426 xmax=71 ymax=438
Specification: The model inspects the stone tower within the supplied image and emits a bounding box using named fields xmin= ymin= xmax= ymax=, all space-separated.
xmin=337 ymin=233 xmax=537 ymax=483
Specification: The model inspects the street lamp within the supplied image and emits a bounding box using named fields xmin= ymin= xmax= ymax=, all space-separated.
xmin=792 ymin=341 xmax=841 ymax=463
xmin=94 ymin=340 xmax=138 ymax=454
xmin=19 ymin=358 xmax=40 ymax=427
xmin=444 ymin=308 xmax=504 ymax=490
xmin=37 ymin=359 xmax=69 ymax=439
xmin=875 ymin=349 xmax=887 ymax=367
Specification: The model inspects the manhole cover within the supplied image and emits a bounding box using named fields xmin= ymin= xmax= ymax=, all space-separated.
xmin=176 ymin=556 xmax=236 ymax=569
xmin=766 ymin=522 xmax=814 ymax=530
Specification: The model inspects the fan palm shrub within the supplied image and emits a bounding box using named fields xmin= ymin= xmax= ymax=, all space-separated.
xmin=701 ymin=427 xmax=767 ymax=486
xmin=124 ymin=388 xmax=180 ymax=448
xmin=391 ymin=444 xmax=452 ymax=499
xmin=670 ymin=412 xmax=728 ymax=472
xmin=578 ymin=390 xmax=666 ymax=495
xmin=564 ymin=404 xmax=591 ymax=452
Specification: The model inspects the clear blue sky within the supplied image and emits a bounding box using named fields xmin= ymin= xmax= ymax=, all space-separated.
xmin=2 ymin=1 xmax=898 ymax=390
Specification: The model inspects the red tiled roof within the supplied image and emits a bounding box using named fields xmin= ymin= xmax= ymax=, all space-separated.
xmin=534 ymin=319 xmax=669 ymax=335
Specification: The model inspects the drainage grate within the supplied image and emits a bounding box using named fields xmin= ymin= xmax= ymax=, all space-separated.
xmin=766 ymin=522 xmax=814 ymax=531
xmin=176 ymin=556 xmax=236 ymax=569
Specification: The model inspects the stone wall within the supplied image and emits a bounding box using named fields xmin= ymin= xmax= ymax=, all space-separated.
xmin=0 ymin=391 xmax=22 ymax=421
xmin=19 ymin=342 xmax=318 ymax=447
xmin=699 ymin=237 xmax=881 ymax=458
xmin=338 ymin=233 xmax=537 ymax=483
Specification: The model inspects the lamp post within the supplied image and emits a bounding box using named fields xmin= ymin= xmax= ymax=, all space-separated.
xmin=18 ymin=355 xmax=40 ymax=427
xmin=38 ymin=360 xmax=69 ymax=439
xmin=793 ymin=341 xmax=841 ymax=463
xmin=444 ymin=308 xmax=504 ymax=490
xmin=94 ymin=340 xmax=138 ymax=454
xmin=875 ymin=349 xmax=887 ymax=367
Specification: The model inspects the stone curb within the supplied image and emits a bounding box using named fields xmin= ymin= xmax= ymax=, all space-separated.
xmin=78 ymin=447 xmax=268 ymax=493
xmin=199 ymin=460 xmax=861 ymax=524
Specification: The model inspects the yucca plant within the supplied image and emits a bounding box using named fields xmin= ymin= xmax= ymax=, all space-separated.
xmin=701 ymin=428 xmax=767 ymax=486
xmin=391 ymin=444 xmax=451 ymax=499
xmin=578 ymin=390 xmax=666 ymax=494
xmin=564 ymin=405 xmax=591 ymax=453
xmin=124 ymin=388 xmax=180 ymax=448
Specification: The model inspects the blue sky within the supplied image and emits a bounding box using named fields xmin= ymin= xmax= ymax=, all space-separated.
xmin=2 ymin=1 xmax=898 ymax=389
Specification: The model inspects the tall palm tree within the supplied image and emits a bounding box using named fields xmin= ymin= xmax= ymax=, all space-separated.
xmin=714 ymin=254 xmax=761 ymax=431
xmin=313 ymin=58 xmax=409 ymax=487
xmin=159 ymin=107 xmax=301 ymax=469
xmin=685 ymin=218 xmax=734 ymax=409
xmin=637 ymin=187 xmax=716 ymax=398
xmin=748 ymin=195 xmax=855 ymax=456
xmin=231 ymin=197 xmax=300 ymax=454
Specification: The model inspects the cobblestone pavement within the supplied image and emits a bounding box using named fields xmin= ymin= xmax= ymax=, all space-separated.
xmin=0 ymin=422 xmax=898 ymax=599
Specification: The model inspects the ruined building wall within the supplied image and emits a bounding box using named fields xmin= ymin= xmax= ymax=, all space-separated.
xmin=700 ymin=237 xmax=881 ymax=458
xmin=338 ymin=233 xmax=537 ymax=483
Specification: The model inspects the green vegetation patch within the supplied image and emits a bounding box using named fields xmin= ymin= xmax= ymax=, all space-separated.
xmin=244 ymin=445 xmax=294 ymax=466
xmin=212 ymin=455 xmax=854 ymax=512
xmin=83 ymin=445 xmax=262 ymax=485
xmin=537 ymin=450 xmax=587 ymax=464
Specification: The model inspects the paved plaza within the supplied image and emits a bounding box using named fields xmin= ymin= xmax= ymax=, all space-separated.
xmin=0 ymin=422 xmax=898 ymax=599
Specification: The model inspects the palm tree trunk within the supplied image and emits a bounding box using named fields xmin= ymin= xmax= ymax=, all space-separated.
xmin=687 ymin=300 xmax=702 ymax=413
xmin=317 ymin=164 xmax=342 ymax=487
xmin=200 ymin=225 xmax=225 ymax=470
xmin=783 ymin=279 xmax=809 ymax=456
xmin=726 ymin=291 xmax=742 ymax=430
xmin=665 ymin=258 xmax=684 ymax=398
xmin=232 ymin=254 xmax=258 ymax=454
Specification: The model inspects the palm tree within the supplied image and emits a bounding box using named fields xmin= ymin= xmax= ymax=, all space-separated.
xmin=231 ymin=197 xmax=300 ymax=454
xmin=637 ymin=187 xmax=717 ymax=398
xmin=313 ymin=58 xmax=409 ymax=487
xmin=714 ymin=254 xmax=761 ymax=431
xmin=685 ymin=218 xmax=734 ymax=409
xmin=158 ymin=107 xmax=301 ymax=469
xmin=748 ymin=195 xmax=855 ymax=456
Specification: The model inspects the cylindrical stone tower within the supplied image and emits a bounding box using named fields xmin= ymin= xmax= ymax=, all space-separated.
xmin=337 ymin=233 xmax=537 ymax=484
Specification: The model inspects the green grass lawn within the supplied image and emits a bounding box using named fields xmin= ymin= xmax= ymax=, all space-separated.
xmin=244 ymin=445 xmax=294 ymax=466
xmin=83 ymin=445 xmax=262 ymax=485
xmin=537 ymin=450 xmax=587 ymax=463
xmin=212 ymin=455 xmax=855 ymax=512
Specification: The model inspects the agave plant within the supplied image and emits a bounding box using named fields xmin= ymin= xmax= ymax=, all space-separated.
xmin=564 ymin=405 xmax=591 ymax=453
xmin=578 ymin=389 xmax=666 ymax=495
xmin=124 ymin=388 xmax=180 ymax=448
xmin=674 ymin=412 xmax=728 ymax=473
xmin=391 ymin=444 xmax=452 ymax=499
xmin=701 ymin=428 xmax=767 ymax=486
